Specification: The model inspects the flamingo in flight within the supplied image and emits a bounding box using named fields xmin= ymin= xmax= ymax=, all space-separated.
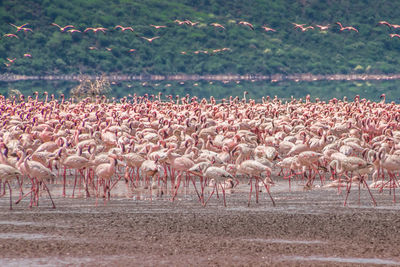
xmin=141 ymin=36 xmax=160 ymax=42
xmin=238 ymin=21 xmax=254 ymax=30
xmin=389 ymin=34 xmax=400 ymax=38
xmin=67 ymin=29 xmax=81 ymax=33
xmin=377 ymin=21 xmax=392 ymax=28
xmin=210 ymin=23 xmax=225 ymax=30
xmin=390 ymin=24 xmax=400 ymax=29
xmin=84 ymin=27 xmax=107 ymax=33
xmin=7 ymin=58 xmax=16 ymax=63
xmin=336 ymin=22 xmax=358 ymax=32
xmin=174 ymin=19 xmax=185 ymax=25
xmin=316 ymin=24 xmax=330 ymax=31
xmin=24 ymin=53 xmax=32 ymax=58
xmin=10 ymin=23 xmax=30 ymax=32
xmin=292 ymin=23 xmax=306 ymax=29
xmin=150 ymin=24 xmax=167 ymax=29
xmin=3 ymin=33 xmax=19 ymax=39
xmin=51 ymin=23 xmax=75 ymax=32
xmin=261 ymin=25 xmax=276 ymax=32
xmin=114 ymin=25 xmax=134 ymax=32
xmin=184 ymin=20 xmax=198 ymax=26
xmin=128 ymin=49 xmax=136 ymax=52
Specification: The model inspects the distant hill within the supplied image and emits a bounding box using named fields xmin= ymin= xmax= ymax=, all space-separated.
xmin=1 ymin=0 xmax=400 ymax=76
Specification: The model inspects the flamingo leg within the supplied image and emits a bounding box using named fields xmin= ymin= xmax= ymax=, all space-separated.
xmin=42 ymin=182 xmax=56 ymax=209
xmin=255 ymin=177 xmax=259 ymax=204
xmin=172 ymin=173 xmax=182 ymax=201
xmin=5 ymin=181 xmax=12 ymax=210
xmin=203 ymin=183 xmax=216 ymax=207
xmin=190 ymin=177 xmax=202 ymax=203
xmin=221 ymin=183 xmax=226 ymax=207
xmin=248 ymin=177 xmax=252 ymax=207
xmin=344 ymin=179 xmax=352 ymax=206
xmin=260 ymin=178 xmax=276 ymax=207
xmin=361 ymin=177 xmax=377 ymax=206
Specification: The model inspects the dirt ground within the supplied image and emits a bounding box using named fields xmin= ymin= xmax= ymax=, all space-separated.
xmin=1 ymin=178 xmax=400 ymax=266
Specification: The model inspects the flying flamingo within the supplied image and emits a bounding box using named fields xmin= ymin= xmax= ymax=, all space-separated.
xmin=114 ymin=25 xmax=134 ymax=32
xmin=261 ymin=25 xmax=276 ymax=32
xmin=129 ymin=49 xmax=136 ymax=53
xmin=10 ymin=23 xmax=30 ymax=32
xmin=292 ymin=23 xmax=306 ymax=29
xmin=174 ymin=19 xmax=185 ymax=25
xmin=0 ymin=164 xmax=22 ymax=210
xmin=7 ymin=58 xmax=16 ymax=63
xmin=389 ymin=34 xmax=400 ymax=38
xmin=141 ymin=36 xmax=160 ymax=42
xmin=24 ymin=53 xmax=32 ymax=58
xmin=150 ymin=24 xmax=167 ymax=29
xmin=210 ymin=23 xmax=225 ymax=30
xmin=84 ymin=27 xmax=107 ymax=33
xmin=238 ymin=21 xmax=254 ymax=30
xmin=67 ymin=29 xmax=81 ymax=33
xmin=184 ymin=20 xmax=198 ymax=26
xmin=316 ymin=24 xmax=330 ymax=31
xmin=51 ymin=23 xmax=75 ymax=32
xmin=3 ymin=33 xmax=19 ymax=39
xmin=377 ymin=21 xmax=391 ymax=28
xmin=336 ymin=22 xmax=358 ymax=32
xmin=389 ymin=23 xmax=400 ymax=29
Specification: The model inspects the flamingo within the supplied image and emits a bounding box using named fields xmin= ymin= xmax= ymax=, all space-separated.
xmin=51 ymin=23 xmax=75 ymax=32
xmin=141 ymin=36 xmax=160 ymax=42
xmin=114 ymin=25 xmax=134 ymax=32
xmin=389 ymin=34 xmax=400 ymax=38
xmin=3 ymin=33 xmax=19 ymax=39
xmin=22 ymin=155 xmax=56 ymax=208
xmin=210 ymin=23 xmax=225 ymax=30
xmin=150 ymin=24 xmax=167 ymax=29
xmin=189 ymin=162 xmax=234 ymax=207
xmin=238 ymin=21 xmax=254 ymax=30
xmin=0 ymin=164 xmax=22 ymax=210
xmin=84 ymin=27 xmax=107 ymax=33
xmin=184 ymin=20 xmax=198 ymax=26
xmin=316 ymin=24 xmax=330 ymax=31
xmin=24 ymin=53 xmax=32 ymax=58
xmin=94 ymin=154 xmax=118 ymax=203
xmin=261 ymin=25 xmax=276 ymax=32
xmin=292 ymin=23 xmax=306 ymax=29
xmin=236 ymin=159 xmax=275 ymax=207
xmin=67 ymin=29 xmax=81 ymax=33
xmin=174 ymin=19 xmax=185 ymax=25
xmin=336 ymin=22 xmax=358 ymax=32
xmin=377 ymin=21 xmax=391 ymax=28
xmin=10 ymin=23 xmax=30 ymax=32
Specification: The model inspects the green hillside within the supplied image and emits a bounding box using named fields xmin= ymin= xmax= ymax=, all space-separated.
xmin=1 ymin=0 xmax=400 ymax=76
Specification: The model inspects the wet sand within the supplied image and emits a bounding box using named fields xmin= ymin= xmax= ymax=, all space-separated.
xmin=1 ymin=178 xmax=400 ymax=266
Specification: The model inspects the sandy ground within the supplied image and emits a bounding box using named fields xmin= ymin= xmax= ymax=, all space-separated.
xmin=1 ymin=176 xmax=400 ymax=266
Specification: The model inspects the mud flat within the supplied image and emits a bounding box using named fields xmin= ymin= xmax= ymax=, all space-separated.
xmin=1 ymin=179 xmax=400 ymax=266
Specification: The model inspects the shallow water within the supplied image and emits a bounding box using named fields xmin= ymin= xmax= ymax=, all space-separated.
xmin=281 ymin=255 xmax=400 ymax=265
xmin=1 ymin=175 xmax=400 ymax=265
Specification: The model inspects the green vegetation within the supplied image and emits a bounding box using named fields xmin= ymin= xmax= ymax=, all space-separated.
xmin=1 ymin=0 xmax=400 ymax=75
xmin=1 ymin=0 xmax=400 ymax=101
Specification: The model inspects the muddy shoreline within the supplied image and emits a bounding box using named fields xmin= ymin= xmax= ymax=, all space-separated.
xmin=1 ymin=179 xmax=400 ymax=266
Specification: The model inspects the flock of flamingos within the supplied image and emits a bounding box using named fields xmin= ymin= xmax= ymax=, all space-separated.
xmin=0 ymin=91 xmax=399 ymax=210
xmin=3 ymin=19 xmax=400 ymax=67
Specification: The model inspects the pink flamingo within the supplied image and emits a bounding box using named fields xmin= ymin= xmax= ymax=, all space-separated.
xmin=0 ymin=164 xmax=22 ymax=209
xmin=336 ymin=22 xmax=358 ymax=32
